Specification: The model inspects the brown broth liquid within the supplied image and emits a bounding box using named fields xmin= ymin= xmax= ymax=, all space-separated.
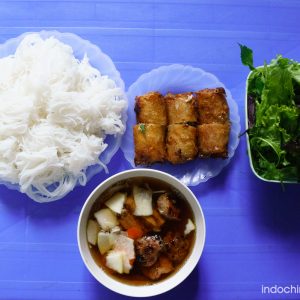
xmin=88 ymin=177 xmax=195 ymax=286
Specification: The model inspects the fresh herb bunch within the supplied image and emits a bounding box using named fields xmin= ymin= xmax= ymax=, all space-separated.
xmin=240 ymin=44 xmax=300 ymax=182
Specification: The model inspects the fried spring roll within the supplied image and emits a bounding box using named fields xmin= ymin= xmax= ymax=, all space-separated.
xmin=197 ymin=123 xmax=230 ymax=158
xmin=135 ymin=92 xmax=167 ymax=125
xmin=166 ymin=124 xmax=198 ymax=164
xmin=134 ymin=124 xmax=166 ymax=165
xmin=196 ymin=87 xmax=229 ymax=124
xmin=165 ymin=92 xmax=197 ymax=124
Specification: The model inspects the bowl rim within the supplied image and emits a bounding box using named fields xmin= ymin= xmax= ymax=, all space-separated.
xmin=245 ymin=67 xmax=298 ymax=184
xmin=77 ymin=168 xmax=206 ymax=297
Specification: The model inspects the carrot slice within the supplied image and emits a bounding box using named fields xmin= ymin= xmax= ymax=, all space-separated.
xmin=127 ymin=227 xmax=143 ymax=240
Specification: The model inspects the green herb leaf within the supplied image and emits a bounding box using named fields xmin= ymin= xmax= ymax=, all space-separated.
xmin=239 ymin=44 xmax=255 ymax=71
xmin=246 ymin=53 xmax=300 ymax=182
xmin=139 ymin=124 xmax=146 ymax=133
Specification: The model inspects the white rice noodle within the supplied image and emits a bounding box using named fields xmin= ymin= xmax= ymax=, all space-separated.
xmin=0 ymin=34 xmax=126 ymax=202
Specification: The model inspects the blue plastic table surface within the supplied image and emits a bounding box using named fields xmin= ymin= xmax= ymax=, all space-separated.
xmin=0 ymin=1 xmax=300 ymax=299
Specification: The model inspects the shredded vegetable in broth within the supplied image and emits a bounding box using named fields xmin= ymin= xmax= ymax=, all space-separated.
xmin=0 ymin=34 xmax=127 ymax=201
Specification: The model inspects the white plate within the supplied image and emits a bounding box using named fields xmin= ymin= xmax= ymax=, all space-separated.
xmin=121 ymin=64 xmax=240 ymax=186
xmin=0 ymin=31 xmax=127 ymax=202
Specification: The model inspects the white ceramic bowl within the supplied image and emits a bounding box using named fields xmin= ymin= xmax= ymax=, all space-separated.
xmin=77 ymin=169 xmax=206 ymax=297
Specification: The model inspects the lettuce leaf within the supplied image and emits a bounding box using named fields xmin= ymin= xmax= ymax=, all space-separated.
xmin=242 ymin=47 xmax=300 ymax=182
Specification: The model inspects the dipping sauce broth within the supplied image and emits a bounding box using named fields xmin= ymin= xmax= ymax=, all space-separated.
xmin=87 ymin=177 xmax=196 ymax=286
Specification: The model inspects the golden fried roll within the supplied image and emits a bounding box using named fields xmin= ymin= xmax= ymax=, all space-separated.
xmin=166 ymin=124 xmax=198 ymax=164
xmin=197 ymin=123 xmax=230 ymax=158
xmin=135 ymin=92 xmax=167 ymax=125
xmin=196 ymin=87 xmax=229 ymax=124
xmin=165 ymin=92 xmax=197 ymax=124
xmin=134 ymin=124 xmax=166 ymax=165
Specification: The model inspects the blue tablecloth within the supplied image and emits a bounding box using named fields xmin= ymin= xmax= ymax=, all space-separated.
xmin=0 ymin=1 xmax=300 ymax=299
